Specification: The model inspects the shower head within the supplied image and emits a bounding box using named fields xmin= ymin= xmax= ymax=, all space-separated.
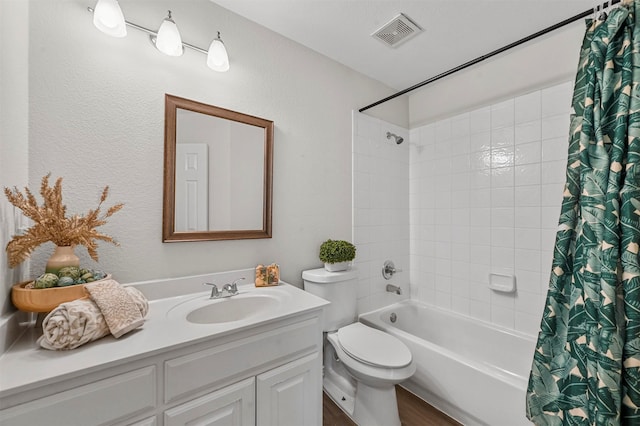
xmin=386 ymin=131 xmax=404 ymax=145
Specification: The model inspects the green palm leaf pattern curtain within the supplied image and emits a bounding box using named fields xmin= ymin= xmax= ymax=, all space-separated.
xmin=526 ymin=2 xmax=640 ymax=424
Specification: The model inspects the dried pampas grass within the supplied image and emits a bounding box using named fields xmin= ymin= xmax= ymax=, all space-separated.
xmin=4 ymin=173 xmax=124 ymax=267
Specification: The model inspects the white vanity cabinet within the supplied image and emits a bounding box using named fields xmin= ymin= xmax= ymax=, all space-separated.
xmin=164 ymin=351 xmax=321 ymax=426
xmin=160 ymin=312 xmax=322 ymax=426
xmin=0 ymin=309 xmax=324 ymax=426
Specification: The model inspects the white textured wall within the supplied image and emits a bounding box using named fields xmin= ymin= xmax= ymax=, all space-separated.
xmin=1 ymin=0 xmax=29 ymax=321
xmin=22 ymin=0 xmax=408 ymax=286
xmin=408 ymin=22 xmax=584 ymax=126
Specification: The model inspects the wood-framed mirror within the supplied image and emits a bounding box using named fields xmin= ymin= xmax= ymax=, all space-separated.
xmin=163 ymin=94 xmax=273 ymax=242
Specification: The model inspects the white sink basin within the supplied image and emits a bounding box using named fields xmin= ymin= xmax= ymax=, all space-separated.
xmin=166 ymin=285 xmax=292 ymax=325
xmin=186 ymin=295 xmax=280 ymax=324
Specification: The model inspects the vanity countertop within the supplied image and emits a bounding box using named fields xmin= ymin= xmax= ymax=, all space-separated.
xmin=0 ymin=269 xmax=328 ymax=400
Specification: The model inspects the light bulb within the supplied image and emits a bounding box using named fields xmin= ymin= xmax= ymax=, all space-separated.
xmin=92 ymin=0 xmax=126 ymax=37
xmin=155 ymin=11 xmax=183 ymax=57
xmin=207 ymin=32 xmax=229 ymax=72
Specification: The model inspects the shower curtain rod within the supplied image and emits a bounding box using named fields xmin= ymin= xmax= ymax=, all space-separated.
xmin=359 ymin=0 xmax=624 ymax=112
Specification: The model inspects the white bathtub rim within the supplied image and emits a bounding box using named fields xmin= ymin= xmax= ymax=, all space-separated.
xmin=359 ymin=299 xmax=537 ymax=342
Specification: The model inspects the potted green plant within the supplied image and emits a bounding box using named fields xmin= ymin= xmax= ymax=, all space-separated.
xmin=319 ymin=239 xmax=356 ymax=272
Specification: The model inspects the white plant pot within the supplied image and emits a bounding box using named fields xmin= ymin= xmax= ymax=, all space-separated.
xmin=324 ymin=261 xmax=349 ymax=272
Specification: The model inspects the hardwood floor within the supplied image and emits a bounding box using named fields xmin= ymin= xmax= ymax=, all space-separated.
xmin=323 ymin=391 xmax=357 ymax=426
xmin=323 ymin=386 xmax=461 ymax=426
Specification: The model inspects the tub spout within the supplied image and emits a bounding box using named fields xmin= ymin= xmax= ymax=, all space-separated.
xmin=386 ymin=284 xmax=402 ymax=295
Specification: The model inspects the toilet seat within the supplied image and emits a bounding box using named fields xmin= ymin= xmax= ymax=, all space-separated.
xmin=336 ymin=323 xmax=412 ymax=368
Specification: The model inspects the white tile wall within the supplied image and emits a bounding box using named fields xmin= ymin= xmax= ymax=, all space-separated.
xmin=409 ymin=81 xmax=573 ymax=336
xmin=352 ymin=112 xmax=410 ymax=313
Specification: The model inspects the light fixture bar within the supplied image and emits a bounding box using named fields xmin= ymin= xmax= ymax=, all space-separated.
xmin=87 ymin=7 xmax=208 ymax=55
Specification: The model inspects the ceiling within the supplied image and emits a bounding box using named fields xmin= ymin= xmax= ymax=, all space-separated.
xmin=212 ymin=0 xmax=602 ymax=91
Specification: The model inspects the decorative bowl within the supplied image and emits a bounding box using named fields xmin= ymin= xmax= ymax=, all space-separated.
xmin=11 ymin=275 xmax=111 ymax=313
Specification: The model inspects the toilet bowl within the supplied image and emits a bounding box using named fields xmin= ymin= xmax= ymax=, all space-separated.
xmin=327 ymin=323 xmax=416 ymax=426
xmin=302 ymin=267 xmax=415 ymax=426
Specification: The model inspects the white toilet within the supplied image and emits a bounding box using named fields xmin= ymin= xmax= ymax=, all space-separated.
xmin=302 ymin=267 xmax=415 ymax=426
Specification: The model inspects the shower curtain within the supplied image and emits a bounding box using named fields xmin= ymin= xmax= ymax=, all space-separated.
xmin=526 ymin=2 xmax=640 ymax=425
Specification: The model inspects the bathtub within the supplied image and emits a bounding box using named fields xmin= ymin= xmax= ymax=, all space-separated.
xmin=359 ymin=300 xmax=537 ymax=426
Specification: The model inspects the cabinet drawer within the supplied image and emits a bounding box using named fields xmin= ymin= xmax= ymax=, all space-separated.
xmin=165 ymin=317 xmax=319 ymax=403
xmin=0 ymin=366 xmax=156 ymax=426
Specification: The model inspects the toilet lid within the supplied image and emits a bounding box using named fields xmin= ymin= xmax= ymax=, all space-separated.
xmin=337 ymin=323 xmax=412 ymax=368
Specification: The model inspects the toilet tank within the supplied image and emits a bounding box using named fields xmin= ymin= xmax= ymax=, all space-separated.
xmin=302 ymin=267 xmax=358 ymax=332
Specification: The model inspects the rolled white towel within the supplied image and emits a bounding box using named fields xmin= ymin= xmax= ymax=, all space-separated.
xmin=38 ymin=298 xmax=108 ymax=350
xmin=38 ymin=286 xmax=148 ymax=351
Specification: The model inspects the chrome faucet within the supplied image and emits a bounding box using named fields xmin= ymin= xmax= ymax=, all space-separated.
xmin=386 ymin=284 xmax=402 ymax=295
xmin=205 ymin=277 xmax=245 ymax=299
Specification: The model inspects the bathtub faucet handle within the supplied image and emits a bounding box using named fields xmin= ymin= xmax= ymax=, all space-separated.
xmin=386 ymin=284 xmax=402 ymax=295
xmin=382 ymin=260 xmax=402 ymax=280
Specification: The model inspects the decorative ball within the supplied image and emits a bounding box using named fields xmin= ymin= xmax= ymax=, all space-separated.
xmin=34 ymin=273 xmax=59 ymax=289
xmin=57 ymin=276 xmax=75 ymax=287
xmin=58 ymin=266 xmax=81 ymax=280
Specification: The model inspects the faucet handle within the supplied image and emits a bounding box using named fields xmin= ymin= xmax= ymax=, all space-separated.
xmin=203 ymin=282 xmax=220 ymax=298
xmin=229 ymin=277 xmax=245 ymax=294
xmin=382 ymin=260 xmax=402 ymax=280
xmin=223 ymin=277 xmax=245 ymax=295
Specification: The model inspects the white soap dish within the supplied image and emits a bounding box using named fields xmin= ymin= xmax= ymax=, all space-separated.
xmin=488 ymin=272 xmax=516 ymax=293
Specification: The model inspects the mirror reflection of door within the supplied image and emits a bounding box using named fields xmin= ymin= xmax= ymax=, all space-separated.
xmin=176 ymin=109 xmax=265 ymax=231
xmin=175 ymin=143 xmax=208 ymax=231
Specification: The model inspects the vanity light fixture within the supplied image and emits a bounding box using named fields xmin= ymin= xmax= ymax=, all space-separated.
xmin=88 ymin=2 xmax=229 ymax=71
xmin=92 ymin=0 xmax=126 ymax=38
xmin=207 ymin=32 xmax=229 ymax=72
xmin=154 ymin=10 xmax=183 ymax=57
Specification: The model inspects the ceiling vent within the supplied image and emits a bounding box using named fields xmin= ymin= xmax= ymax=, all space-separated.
xmin=371 ymin=13 xmax=422 ymax=48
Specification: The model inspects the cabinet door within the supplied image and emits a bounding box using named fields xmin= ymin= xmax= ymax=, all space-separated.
xmin=256 ymin=352 xmax=321 ymax=426
xmin=164 ymin=377 xmax=255 ymax=426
